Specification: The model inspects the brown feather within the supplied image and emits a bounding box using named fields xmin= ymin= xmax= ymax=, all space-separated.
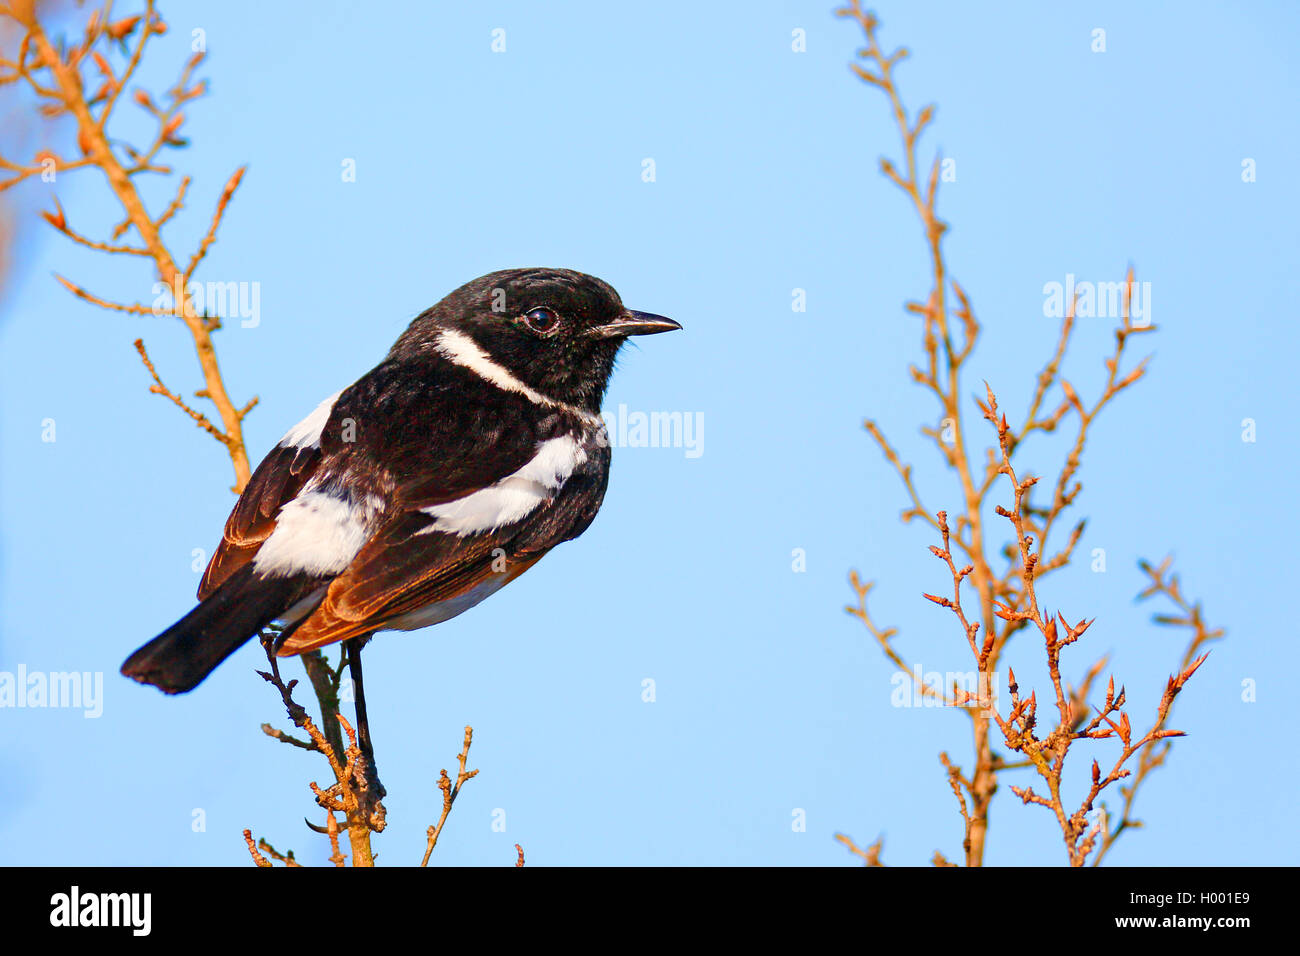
xmin=279 ymin=529 xmax=544 ymax=653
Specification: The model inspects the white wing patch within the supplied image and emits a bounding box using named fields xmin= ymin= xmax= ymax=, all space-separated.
xmin=253 ymin=491 xmax=383 ymax=577
xmin=279 ymin=390 xmax=343 ymax=450
xmin=417 ymin=435 xmax=587 ymax=537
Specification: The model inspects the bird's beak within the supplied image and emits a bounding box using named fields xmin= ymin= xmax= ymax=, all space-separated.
xmin=591 ymin=310 xmax=682 ymax=339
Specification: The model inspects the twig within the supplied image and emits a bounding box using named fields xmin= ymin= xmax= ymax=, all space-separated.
xmin=835 ymin=833 xmax=885 ymax=866
xmin=420 ymin=726 xmax=479 ymax=866
xmin=53 ymin=274 xmax=152 ymax=314
xmin=133 ymin=337 xmax=234 ymax=448
xmin=185 ymin=165 xmax=245 ymax=282
xmin=242 ymin=829 xmax=271 ymax=868
xmin=1091 ymin=560 xmax=1223 ymax=865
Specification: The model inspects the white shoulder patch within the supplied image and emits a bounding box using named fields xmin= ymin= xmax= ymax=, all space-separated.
xmin=253 ymin=490 xmax=383 ymax=577
xmin=279 ymin=390 xmax=343 ymax=450
xmin=417 ymin=435 xmax=587 ymax=537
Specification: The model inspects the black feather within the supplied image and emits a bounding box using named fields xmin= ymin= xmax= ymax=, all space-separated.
xmin=121 ymin=564 xmax=317 ymax=695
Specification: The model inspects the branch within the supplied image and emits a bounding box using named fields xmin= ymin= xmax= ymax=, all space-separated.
xmin=420 ymin=726 xmax=480 ymax=866
xmin=3 ymin=2 xmax=255 ymax=491
xmin=1091 ymin=561 xmax=1223 ymax=865
xmin=255 ymin=637 xmax=387 ymax=867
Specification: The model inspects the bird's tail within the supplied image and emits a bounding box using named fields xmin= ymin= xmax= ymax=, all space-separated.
xmin=121 ymin=564 xmax=310 ymax=694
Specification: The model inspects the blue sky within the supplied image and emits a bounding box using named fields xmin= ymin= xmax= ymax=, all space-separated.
xmin=1 ymin=0 xmax=1296 ymax=866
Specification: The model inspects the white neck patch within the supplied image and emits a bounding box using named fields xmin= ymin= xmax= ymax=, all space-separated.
xmin=433 ymin=329 xmax=601 ymax=426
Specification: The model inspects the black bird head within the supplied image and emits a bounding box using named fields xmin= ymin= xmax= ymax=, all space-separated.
xmin=391 ymin=268 xmax=680 ymax=413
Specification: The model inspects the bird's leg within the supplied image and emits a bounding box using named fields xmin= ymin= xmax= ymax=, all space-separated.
xmin=345 ymin=634 xmax=387 ymax=832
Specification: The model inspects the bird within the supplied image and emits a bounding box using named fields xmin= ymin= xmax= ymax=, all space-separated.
xmin=122 ymin=267 xmax=680 ymax=694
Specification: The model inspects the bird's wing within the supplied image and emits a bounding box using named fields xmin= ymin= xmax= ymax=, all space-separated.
xmin=199 ymin=359 xmax=541 ymax=600
xmin=197 ymin=398 xmax=333 ymax=599
xmin=278 ymin=437 xmax=610 ymax=653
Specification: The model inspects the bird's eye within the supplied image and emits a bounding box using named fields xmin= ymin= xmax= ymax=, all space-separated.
xmin=522 ymin=306 xmax=559 ymax=334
